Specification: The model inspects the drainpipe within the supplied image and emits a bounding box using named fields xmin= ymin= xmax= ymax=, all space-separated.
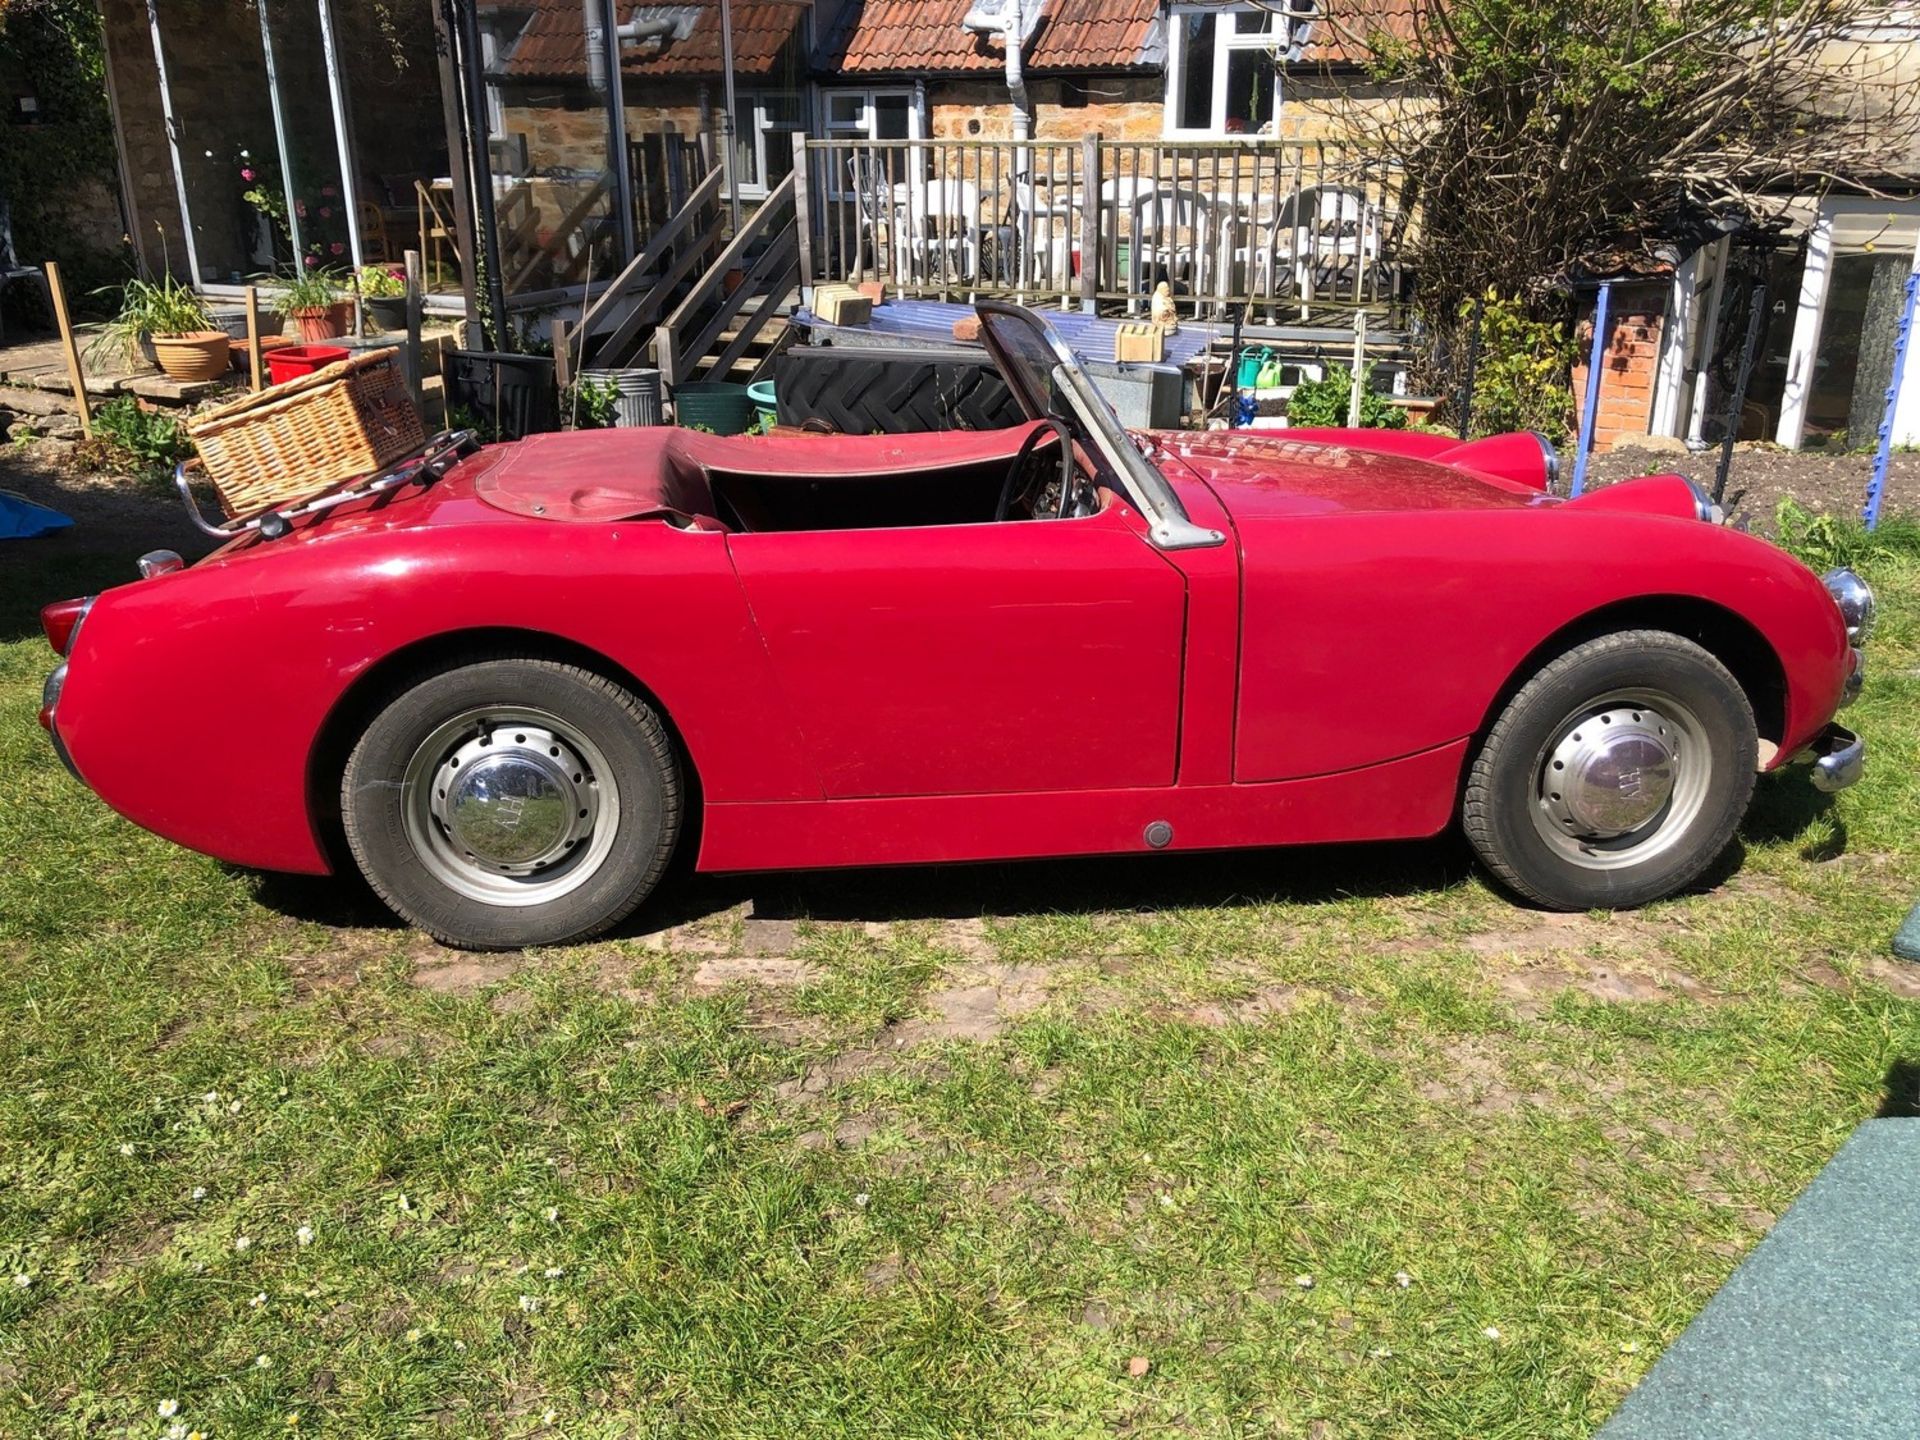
xmin=587 ymin=1 xmax=678 ymax=261
xmin=962 ymin=0 xmax=1032 ymax=149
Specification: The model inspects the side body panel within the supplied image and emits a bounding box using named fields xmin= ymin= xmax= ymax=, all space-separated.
xmin=725 ymin=501 xmax=1187 ymax=797
xmin=1229 ymin=508 xmax=1849 ymax=783
xmin=56 ymin=518 xmax=812 ymax=873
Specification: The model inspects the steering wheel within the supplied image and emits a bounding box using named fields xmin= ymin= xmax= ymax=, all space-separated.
xmin=994 ymin=419 xmax=1081 ymax=522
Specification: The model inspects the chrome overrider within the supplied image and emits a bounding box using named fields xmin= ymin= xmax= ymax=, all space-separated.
xmin=1803 ymin=567 xmax=1874 ymax=792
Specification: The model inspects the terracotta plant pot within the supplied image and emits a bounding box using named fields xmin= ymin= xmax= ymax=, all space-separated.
xmin=290 ymin=303 xmax=351 ymax=342
xmin=149 ymin=330 xmax=232 ymax=383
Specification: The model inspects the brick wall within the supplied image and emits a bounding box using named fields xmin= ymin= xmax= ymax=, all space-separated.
xmin=1571 ymin=281 xmax=1668 ymax=453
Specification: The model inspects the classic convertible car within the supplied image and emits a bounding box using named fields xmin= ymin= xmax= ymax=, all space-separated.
xmin=40 ymin=303 xmax=1870 ymax=949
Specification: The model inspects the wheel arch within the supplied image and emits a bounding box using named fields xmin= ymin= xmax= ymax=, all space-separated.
xmin=305 ymin=627 xmax=704 ymax=872
xmin=1474 ymin=595 xmax=1788 ymax=762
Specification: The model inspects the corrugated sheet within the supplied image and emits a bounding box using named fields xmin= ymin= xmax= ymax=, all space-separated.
xmin=479 ymin=0 xmax=809 ymax=80
xmin=819 ymin=0 xmax=1164 ymax=77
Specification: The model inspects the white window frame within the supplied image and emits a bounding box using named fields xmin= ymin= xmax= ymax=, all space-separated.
xmin=822 ymin=87 xmax=923 ymax=198
xmin=1776 ymin=196 xmax=1920 ymax=448
xmin=821 ymin=87 xmax=923 ymax=144
xmin=732 ymin=90 xmax=807 ymax=199
xmin=1163 ymin=4 xmax=1288 ymax=138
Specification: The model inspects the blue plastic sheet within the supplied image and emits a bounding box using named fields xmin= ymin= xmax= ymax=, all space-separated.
xmin=0 ymin=490 xmax=73 ymax=540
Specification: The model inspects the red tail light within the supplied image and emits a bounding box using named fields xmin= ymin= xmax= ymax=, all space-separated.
xmin=41 ymin=597 xmax=95 ymax=658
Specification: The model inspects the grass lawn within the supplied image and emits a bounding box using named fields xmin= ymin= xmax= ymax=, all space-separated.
xmin=3 ymin=480 xmax=1919 ymax=1438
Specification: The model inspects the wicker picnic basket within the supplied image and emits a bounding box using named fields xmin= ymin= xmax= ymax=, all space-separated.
xmin=187 ymin=348 xmax=425 ymax=517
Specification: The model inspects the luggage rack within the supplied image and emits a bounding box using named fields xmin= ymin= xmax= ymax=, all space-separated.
xmin=173 ymin=429 xmax=481 ymax=542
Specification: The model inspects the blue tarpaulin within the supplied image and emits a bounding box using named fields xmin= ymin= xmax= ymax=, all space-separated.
xmin=0 ymin=491 xmax=72 ymax=540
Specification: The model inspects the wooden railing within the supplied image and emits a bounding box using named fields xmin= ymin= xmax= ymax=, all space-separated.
xmin=565 ymin=165 xmax=727 ymax=374
xmin=655 ymin=169 xmax=800 ymax=388
xmin=796 ymin=136 xmax=1409 ymax=321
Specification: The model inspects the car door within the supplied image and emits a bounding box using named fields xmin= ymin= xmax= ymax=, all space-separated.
xmin=725 ymin=501 xmax=1187 ymax=799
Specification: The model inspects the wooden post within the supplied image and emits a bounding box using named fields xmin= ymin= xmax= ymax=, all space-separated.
xmin=42 ymin=262 xmax=91 ymax=438
xmin=551 ymin=317 xmax=573 ymax=394
xmin=402 ymin=248 xmax=426 ymax=414
xmin=1080 ymin=133 xmax=1102 ymax=315
xmin=243 ymin=286 xmax=265 ymax=392
xmin=791 ymin=131 xmax=815 ymax=307
xmin=1346 ymin=308 xmax=1367 ymax=428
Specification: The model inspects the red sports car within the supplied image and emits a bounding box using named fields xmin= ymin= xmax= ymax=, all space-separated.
xmin=39 ymin=303 xmax=1870 ymax=949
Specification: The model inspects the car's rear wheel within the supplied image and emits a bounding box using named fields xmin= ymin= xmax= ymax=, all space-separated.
xmin=1463 ymin=631 xmax=1757 ymax=910
xmin=342 ymin=657 xmax=681 ymax=950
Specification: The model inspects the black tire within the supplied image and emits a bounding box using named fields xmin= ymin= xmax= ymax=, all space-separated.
xmin=341 ymin=656 xmax=681 ymax=950
xmin=1463 ymin=630 xmax=1757 ymax=910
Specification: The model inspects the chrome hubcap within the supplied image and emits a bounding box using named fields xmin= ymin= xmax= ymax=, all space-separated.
xmin=401 ymin=707 xmax=620 ymax=907
xmin=430 ymin=727 xmax=598 ymax=873
xmin=1541 ymin=710 xmax=1678 ymax=838
xmin=1530 ymin=690 xmax=1711 ymax=871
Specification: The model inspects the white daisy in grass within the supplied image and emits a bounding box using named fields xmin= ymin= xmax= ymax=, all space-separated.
xmin=853 ymin=1193 xmax=870 ymax=1209
xmin=12 ymin=1274 xmax=31 ymax=1289
xmin=250 ymin=1292 xmax=267 ymax=1308
xmin=157 ymin=1399 xmax=179 ymax=1418
xmin=542 ymin=1409 xmax=559 ymax=1426
xmin=397 ymin=1194 xmax=414 ymax=1214
xmin=518 ymin=1294 xmax=540 ymax=1314
xmin=165 ymin=1424 xmax=187 ymax=1440
xmin=233 ymin=1236 xmax=252 ymax=1253
xmin=544 ymin=1267 xmax=564 ymax=1279
xmin=191 ymin=1186 xmax=207 ymax=1202
xmin=1483 ymin=1325 xmax=1502 ymax=1340
xmin=201 ymin=1091 xmax=219 ymax=1106
xmin=544 ymin=1207 xmax=559 ymax=1223
xmin=1394 ymin=1271 xmax=1412 ymax=1288
xmin=296 ymin=1225 xmax=313 ymax=1247
xmin=118 ymin=1143 xmax=135 ymax=1157
xmin=1295 ymin=1275 xmax=1314 ymax=1290
xmin=228 ymin=1100 xmax=243 ymax=1115
xmin=254 ymin=1353 xmax=272 ymax=1368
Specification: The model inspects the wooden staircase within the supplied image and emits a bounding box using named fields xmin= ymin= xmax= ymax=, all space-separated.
xmin=559 ymin=171 xmax=802 ymax=396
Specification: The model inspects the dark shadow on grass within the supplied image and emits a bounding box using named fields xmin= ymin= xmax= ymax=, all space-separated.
xmin=248 ymin=867 xmax=408 ymax=932
xmin=1740 ymin=769 xmax=1838 ymax=856
xmin=626 ymin=834 xmax=1478 ymax=932
xmin=1877 ymin=1059 xmax=1920 ymax=1119
xmin=236 ymin=836 xmax=1480 ymax=940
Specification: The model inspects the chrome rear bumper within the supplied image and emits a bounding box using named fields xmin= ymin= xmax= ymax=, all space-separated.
xmin=40 ymin=664 xmax=82 ymax=782
xmin=1806 ymin=723 xmax=1865 ymax=794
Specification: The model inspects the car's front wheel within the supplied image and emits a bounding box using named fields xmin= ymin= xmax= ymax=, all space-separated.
xmin=342 ymin=656 xmax=681 ymax=950
xmin=1463 ymin=630 xmax=1758 ymax=910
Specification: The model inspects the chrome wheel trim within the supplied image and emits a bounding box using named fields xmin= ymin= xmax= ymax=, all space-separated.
xmin=400 ymin=706 xmax=621 ymax=908
xmin=1528 ymin=688 xmax=1712 ymax=872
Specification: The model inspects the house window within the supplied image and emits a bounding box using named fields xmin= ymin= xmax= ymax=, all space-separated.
xmin=1165 ymin=4 xmax=1288 ymax=137
xmin=732 ymin=91 xmax=806 ymax=197
xmin=823 ymin=87 xmax=921 ymax=187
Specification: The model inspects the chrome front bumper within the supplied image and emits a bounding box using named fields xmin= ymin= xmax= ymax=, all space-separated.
xmin=1805 ymin=723 xmax=1865 ymax=794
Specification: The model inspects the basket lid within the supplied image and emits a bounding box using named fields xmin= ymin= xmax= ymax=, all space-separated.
xmin=187 ymin=347 xmax=402 ymax=437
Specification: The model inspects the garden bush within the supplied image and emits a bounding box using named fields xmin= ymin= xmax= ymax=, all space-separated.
xmin=1285 ymin=365 xmax=1407 ymax=430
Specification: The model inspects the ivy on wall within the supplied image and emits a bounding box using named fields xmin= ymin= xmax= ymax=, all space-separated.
xmin=0 ymin=0 xmax=129 ymax=321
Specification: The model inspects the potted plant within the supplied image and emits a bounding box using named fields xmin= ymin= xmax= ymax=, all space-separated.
xmin=277 ymin=265 xmax=352 ymax=341
xmin=95 ymin=275 xmax=230 ymax=382
xmin=357 ymin=265 xmax=411 ymax=332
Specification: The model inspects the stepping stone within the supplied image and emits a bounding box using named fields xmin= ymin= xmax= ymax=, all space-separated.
xmin=1894 ymin=902 xmax=1920 ymax=964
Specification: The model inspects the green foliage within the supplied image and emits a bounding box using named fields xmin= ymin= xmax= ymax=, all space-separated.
xmin=1285 ymin=365 xmax=1408 ymax=430
xmin=1463 ymin=292 xmax=1575 ymax=440
xmin=273 ymin=266 xmax=345 ymax=315
xmin=80 ymin=395 xmax=194 ymax=485
xmin=563 ymin=375 xmax=621 ymax=430
xmin=0 ymin=0 xmax=127 ymax=320
xmin=355 ymin=265 xmax=407 ymax=299
xmin=1774 ymin=498 xmax=1920 ymax=575
xmin=90 ymin=274 xmax=211 ymax=365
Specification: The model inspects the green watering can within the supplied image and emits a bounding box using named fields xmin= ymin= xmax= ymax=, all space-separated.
xmin=1236 ymin=345 xmax=1274 ymax=390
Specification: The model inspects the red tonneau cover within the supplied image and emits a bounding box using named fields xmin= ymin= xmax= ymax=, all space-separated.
xmin=475 ymin=423 xmax=1044 ymax=525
